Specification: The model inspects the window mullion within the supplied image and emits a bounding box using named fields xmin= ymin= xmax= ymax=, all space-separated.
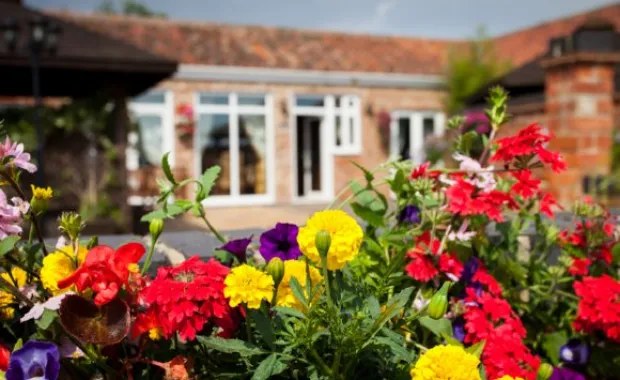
xmin=230 ymin=93 xmax=240 ymax=197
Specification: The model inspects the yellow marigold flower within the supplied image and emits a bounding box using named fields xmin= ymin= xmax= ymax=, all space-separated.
xmin=40 ymin=245 xmax=87 ymax=295
xmin=276 ymin=260 xmax=322 ymax=310
xmin=224 ymin=264 xmax=274 ymax=309
xmin=495 ymin=377 xmax=524 ymax=380
xmin=31 ymin=185 xmax=53 ymax=200
xmin=0 ymin=267 xmax=27 ymax=320
xmin=411 ymin=345 xmax=481 ymax=380
xmin=297 ymin=210 xmax=363 ymax=271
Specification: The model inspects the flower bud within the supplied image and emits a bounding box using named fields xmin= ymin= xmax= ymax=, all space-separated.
xmin=58 ymin=212 xmax=84 ymax=241
xmin=265 ymin=257 xmax=285 ymax=287
xmin=149 ymin=218 xmax=164 ymax=242
xmin=536 ymin=363 xmax=554 ymax=380
xmin=315 ymin=230 xmax=331 ymax=261
xmin=30 ymin=185 xmax=53 ymax=214
xmin=427 ymin=282 xmax=452 ymax=320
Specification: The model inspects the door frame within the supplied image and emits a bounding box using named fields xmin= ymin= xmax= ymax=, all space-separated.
xmin=289 ymin=94 xmax=335 ymax=204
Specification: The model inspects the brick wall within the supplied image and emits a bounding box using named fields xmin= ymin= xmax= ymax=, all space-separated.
xmin=544 ymin=61 xmax=616 ymax=205
xmin=151 ymin=79 xmax=445 ymax=204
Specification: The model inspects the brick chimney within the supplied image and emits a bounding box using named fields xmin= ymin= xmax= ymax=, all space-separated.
xmin=542 ymin=18 xmax=620 ymax=205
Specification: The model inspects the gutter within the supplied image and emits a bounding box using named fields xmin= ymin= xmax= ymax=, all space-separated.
xmin=174 ymin=64 xmax=445 ymax=89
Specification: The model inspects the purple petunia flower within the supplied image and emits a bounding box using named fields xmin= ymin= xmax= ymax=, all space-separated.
xmin=219 ymin=237 xmax=252 ymax=263
xmin=452 ymin=318 xmax=466 ymax=342
xmin=398 ymin=205 xmax=421 ymax=225
xmin=550 ymin=367 xmax=586 ymax=380
xmin=559 ymin=339 xmax=589 ymax=366
xmin=259 ymin=223 xmax=302 ymax=261
xmin=6 ymin=341 xmax=60 ymax=380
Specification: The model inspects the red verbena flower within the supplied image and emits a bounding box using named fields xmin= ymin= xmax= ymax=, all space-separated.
xmin=405 ymin=252 xmax=438 ymax=282
xmin=510 ymin=170 xmax=540 ymax=199
xmin=139 ymin=256 xmax=238 ymax=341
xmin=410 ymin=161 xmax=430 ymax=180
xmin=438 ymin=253 xmax=464 ymax=281
xmin=446 ymin=179 xmax=516 ymax=222
xmin=568 ymin=258 xmax=591 ymax=276
xmin=490 ymin=123 xmax=566 ymax=173
xmin=57 ymin=243 xmax=145 ymax=306
xmin=539 ymin=193 xmax=560 ymax=218
xmin=573 ymin=275 xmax=620 ymax=342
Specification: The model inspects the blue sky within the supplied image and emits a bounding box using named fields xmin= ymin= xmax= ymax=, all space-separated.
xmin=25 ymin=0 xmax=618 ymax=38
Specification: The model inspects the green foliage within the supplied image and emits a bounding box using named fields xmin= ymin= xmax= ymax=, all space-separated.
xmin=97 ymin=0 xmax=167 ymax=18
xmin=444 ymin=27 xmax=511 ymax=115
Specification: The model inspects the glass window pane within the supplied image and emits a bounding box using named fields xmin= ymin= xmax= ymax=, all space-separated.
xmin=296 ymin=95 xmax=324 ymax=107
xmin=238 ymin=94 xmax=266 ymax=106
xmin=199 ymin=94 xmax=229 ymax=105
xmin=136 ymin=114 xmax=163 ymax=167
xmin=133 ymin=92 xmax=165 ymax=104
xmin=348 ymin=117 xmax=356 ymax=146
xmin=197 ymin=114 xmax=231 ymax=195
xmin=335 ymin=116 xmax=342 ymax=147
xmin=423 ymin=116 xmax=435 ymax=139
xmin=238 ymin=114 xmax=267 ymax=195
xmin=398 ymin=117 xmax=411 ymax=160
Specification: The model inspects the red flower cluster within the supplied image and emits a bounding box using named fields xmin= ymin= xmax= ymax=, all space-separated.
xmin=573 ymin=275 xmax=620 ymax=342
xmin=463 ymin=267 xmax=540 ymax=380
xmin=138 ymin=256 xmax=237 ymax=341
xmin=490 ymin=123 xmax=566 ymax=172
xmin=510 ymin=170 xmax=540 ymax=199
xmin=446 ymin=179 xmax=517 ymax=222
xmin=560 ymin=219 xmax=616 ymax=276
xmin=405 ymin=232 xmax=464 ymax=282
xmin=58 ymin=243 xmax=145 ymax=306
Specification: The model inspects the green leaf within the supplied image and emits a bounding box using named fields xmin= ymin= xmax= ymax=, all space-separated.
xmin=542 ymin=331 xmax=568 ymax=365
xmin=0 ymin=236 xmax=19 ymax=257
xmin=140 ymin=201 xmax=193 ymax=222
xmin=12 ymin=338 xmax=22 ymax=352
xmin=419 ymin=316 xmax=453 ymax=338
xmin=372 ymin=336 xmax=413 ymax=362
xmin=366 ymin=296 xmax=381 ymax=319
xmin=479 ymin=365 xmax=488 ymax=380
xmin=350 ymin=202 xmax=385 ymax=228
xmin=442 ymin=333 xmax=463 ymax=348
xmin=273 ymin=307 xmax=305 ymax=319
xmin=140 ymin=209 xmax=168 ymax=222
xmin=349 ymin=181 xmax=384 ymax=212
xmin=196 ymin=336 xmax=265 ymax=357
xmin=196 ymin=165 xmax=221 ymax=201
xmin=251 ymin=353 xmax=288 ymax=380
xmin=250 ymin=310 xmax=275 ymax=350
xmin=465 ymin=340 xmax=486 ymax=359
xmin=213 ymin=249 xmax=234 ymax=265
xmin=288 ymin=277 xmax=308 ymax=310
xmin=161 ymin=152 xmax=177 ymax=185
xmin=36 ymin=309 xmax=57 ymax=330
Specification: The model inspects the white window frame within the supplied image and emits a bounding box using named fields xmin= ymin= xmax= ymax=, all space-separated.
xmin=389 ymin=110 xmax=445 ymax=166
xmin=127 ymin=91 xmax=174 ymax=206
xmin=194 ymin=92 xmax=275 ymax=207
xmin=333 ymin=95 xmax=362 ymax=155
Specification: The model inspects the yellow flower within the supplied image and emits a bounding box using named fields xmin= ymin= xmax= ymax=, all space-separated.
xmin=411 ymin=345 xmax=481 ymax=380
xmin=297 ymin=210 xmax=363 ymax=271
xmin=276 ymin=260 xmax=322 ymax=310
xmin=224 ymin=264 xmax=274 ymax=309
xmin=127 ymin=263 xmax=140 ymax=273
xmin=40 ymin=245 xmax=87 ymax=295
xmin=495 ymin=377 xmax=524 ymax=380
xmin=31 ymin=185 xmax=53 ymax=200
xmin=149 ymin=327 xmax=162 ymax=340
xmin=0 ymin=267 xmax=27 ymax=320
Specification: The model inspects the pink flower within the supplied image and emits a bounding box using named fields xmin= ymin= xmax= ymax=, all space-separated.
xmin=0 ymin=189 xmax=27 ymax=239
xmin=452 ymin=153 xmax=496 ymax=192
xmin=448 ymin=220 xmax=476 ymax=242
xmin=1 ymin=138 xmax=37 ymax=173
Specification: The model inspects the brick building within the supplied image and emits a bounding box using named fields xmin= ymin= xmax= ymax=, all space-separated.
xmin=40 ymin=4 xmax=620 ymax=208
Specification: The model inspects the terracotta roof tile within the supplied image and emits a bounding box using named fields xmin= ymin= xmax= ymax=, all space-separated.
xmin=47 ymin=10 xmax=458 ymax=75
xmin=494 ymin=2 xmax=620 ymax=67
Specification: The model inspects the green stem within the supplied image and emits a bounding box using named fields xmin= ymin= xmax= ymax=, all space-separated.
xmin=244 ymin=304 xmax=253 ymax=344
xmin=140 ymin=238 xmax=158 ymax=275
xmin=320 ymin=256 xmax=333 ymax=308
xmin=198 ymin=210 xmax=227 ymax=244
xmin=309 ymin=348 xmax=333 ymax=377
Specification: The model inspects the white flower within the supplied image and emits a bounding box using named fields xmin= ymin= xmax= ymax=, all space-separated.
xmin=448 ymin=220 xmax=476 ymax=242
xmin=20 ymin=292 xmax=73 ymax=323
xmin=452 ymin=153 xmax=496 ymax=192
